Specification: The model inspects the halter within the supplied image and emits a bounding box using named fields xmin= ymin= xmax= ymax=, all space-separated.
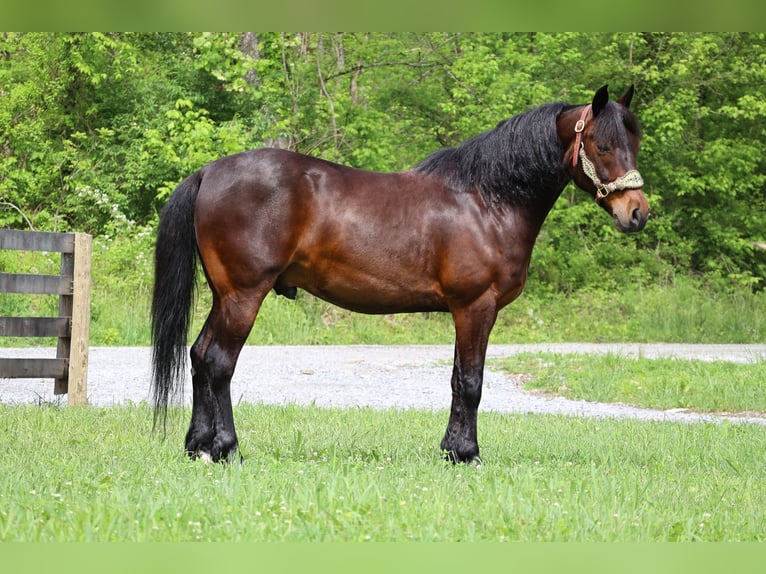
xmin=573 ymin=104 xmax=644 ymax=200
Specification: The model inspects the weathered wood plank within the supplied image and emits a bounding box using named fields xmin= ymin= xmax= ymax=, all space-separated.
xmin=0 ymin=316 xmax=70 ymax=338
xmin=0 ymin=358 xmax=68 ymax=379
xmin=65 ymin=233 xmax=91 ymax=405
xmin=0 ymin=229 xmax=74 ymax=253
xmin=0 ymin=273 xmax=72 ymax=295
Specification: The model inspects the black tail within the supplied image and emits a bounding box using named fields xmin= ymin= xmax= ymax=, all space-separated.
xmin=151 ymin=172 xmax=202 ymax=429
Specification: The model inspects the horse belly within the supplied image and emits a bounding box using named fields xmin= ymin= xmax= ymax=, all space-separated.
xmin=278 ymin=257 xmax=448 ymax=315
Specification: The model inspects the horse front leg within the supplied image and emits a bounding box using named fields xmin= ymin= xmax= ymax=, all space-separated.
xmin=441 ymin=296 xmax=498 ymax=464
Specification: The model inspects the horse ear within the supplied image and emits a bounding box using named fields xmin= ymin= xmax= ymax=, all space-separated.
xmin=592 ymin=85 xmax=609 ymax=117
xmin=617 ymin=84 xmax=635 ymax=109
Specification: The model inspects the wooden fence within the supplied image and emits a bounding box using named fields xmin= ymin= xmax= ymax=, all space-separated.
xmin=0 ymin=229 xmax=92 ymax=405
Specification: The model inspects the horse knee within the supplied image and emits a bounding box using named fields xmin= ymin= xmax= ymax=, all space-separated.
xmin=190 ymin=342 xmax=205 ymax=375
xmin=190 ymin=343 xmax=237 ymax=384
xmin=210 ymin=347 xmax=239 ymax=382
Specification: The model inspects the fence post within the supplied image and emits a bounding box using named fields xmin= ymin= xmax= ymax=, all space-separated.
xmin=0 ymin=229 xmax=92 ymax=405
xmin=61 ymin=233 xmax=92 ymax=405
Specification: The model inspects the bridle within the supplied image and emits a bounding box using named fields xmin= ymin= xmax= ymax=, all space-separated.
xmin=572 ymin=104 xmax=644 ymax=200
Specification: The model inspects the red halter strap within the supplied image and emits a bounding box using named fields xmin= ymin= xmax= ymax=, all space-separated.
xmin=572 ymin=104 xmax=591 ymax=167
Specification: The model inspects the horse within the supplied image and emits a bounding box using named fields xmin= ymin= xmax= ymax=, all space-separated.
xmin=151 ymin=84 xmax=649 ymax=464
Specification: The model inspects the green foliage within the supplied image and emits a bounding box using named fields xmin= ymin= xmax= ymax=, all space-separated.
xmin=87 ymin=222 xmax=155 ymax=346
xmin=1 ymin=32 xmax=765 ymax=295
xmin=143 ymin=99 xmax=249 ymax=200
xmin=630 ymin=33 xmax=766 ymax=286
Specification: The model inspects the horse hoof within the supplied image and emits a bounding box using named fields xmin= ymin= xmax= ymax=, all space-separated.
xmin=222 ymin=449 xmax=244 ymax=465
xmin=194 ymin=450 xmax=214 ymax=463
xmin=442 ymin=448 xmax=482 ymax=466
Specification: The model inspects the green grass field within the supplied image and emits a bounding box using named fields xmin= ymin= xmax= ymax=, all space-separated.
xmin=2 ymin=246 xmax=766 ymax=542
xmin=495 ymin=353 xmax=766 ymax=414
xmin=2 ymin=394 xmax=765 ymax=542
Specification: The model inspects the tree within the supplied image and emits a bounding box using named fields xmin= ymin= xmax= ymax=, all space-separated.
xmin=1 ymin=32 xmax=764 ymax=289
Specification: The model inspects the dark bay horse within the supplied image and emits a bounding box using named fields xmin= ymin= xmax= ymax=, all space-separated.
xmin=151 ymin=85 xmax=649 ymax=464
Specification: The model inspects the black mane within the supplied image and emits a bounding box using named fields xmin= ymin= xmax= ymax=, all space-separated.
xmin=592 ymin=101 xmax=642 ymax=146
xmin=413 ymin=102 xmax=570 ymax=203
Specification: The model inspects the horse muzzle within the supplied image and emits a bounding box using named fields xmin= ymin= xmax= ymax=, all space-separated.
xmin=607 ymin=187 xmax=649 ymax=233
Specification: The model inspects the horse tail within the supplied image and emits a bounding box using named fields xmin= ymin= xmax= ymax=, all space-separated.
xmin=151 ymin=171 xmax=202 ymax=430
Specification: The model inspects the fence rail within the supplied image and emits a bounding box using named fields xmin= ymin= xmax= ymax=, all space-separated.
xmin=0 ymin=229 xmax=92 ymax=405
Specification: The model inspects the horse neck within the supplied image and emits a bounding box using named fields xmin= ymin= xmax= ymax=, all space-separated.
xmin=497 ymin=103 xmax=588 ymax=231
xmin=500 ymin=178 xmax=570 ymax=241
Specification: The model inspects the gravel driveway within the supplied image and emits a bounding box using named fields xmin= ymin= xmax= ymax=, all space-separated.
xmin=1 ymin=343 xmax=765 ymax=426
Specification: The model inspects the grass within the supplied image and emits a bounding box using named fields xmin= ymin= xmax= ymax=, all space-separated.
xmin=495 ymin=353 xmax=766 ymax=415
xmin=170 ymin=278 xmax=766 ymax=346
xmin=491 ymin=279 xmax=766 ymax=344
xmin=8 ymin=278 xmax=764 ymax=348
xmin=2 ymin=402 xmax=766 ymax=542
xmin=3 ymin=239 xmax=765 ymax=542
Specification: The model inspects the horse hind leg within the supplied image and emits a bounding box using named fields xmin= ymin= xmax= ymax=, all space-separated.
xmin=186 ymin=288 xmax=266 ymax=463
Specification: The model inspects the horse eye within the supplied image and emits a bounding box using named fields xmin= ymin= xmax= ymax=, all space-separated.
xmin=597 ymin=144 xmax=612 ymax=154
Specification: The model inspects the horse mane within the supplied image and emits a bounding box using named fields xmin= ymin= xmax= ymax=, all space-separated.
xmin=413 ymin=102 xmax=571 ymax=203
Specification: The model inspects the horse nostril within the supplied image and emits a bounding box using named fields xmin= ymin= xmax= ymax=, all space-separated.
xmin=630 ymin=207 xmax=647 ymax=231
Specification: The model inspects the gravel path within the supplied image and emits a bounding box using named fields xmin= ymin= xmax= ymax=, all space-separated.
xmin=1 ymin=343 xmax=765 ymax=426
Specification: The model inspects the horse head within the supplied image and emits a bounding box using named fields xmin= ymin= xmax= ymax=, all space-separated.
xmin=563 ymin=84 xmax=649 ymax=233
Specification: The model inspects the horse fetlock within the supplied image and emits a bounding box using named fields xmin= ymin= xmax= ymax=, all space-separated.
xmin=211 ymin=435 xmax=238 ymax=464
xmin=185 ymin=427 xmax=213 ymax=456
xmin=441 ymin=435 xmax=480 ymax=465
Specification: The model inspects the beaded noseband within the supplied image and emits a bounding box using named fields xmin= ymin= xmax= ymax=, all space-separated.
xmin=573 ymin=105 xmax=644 ymax=200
